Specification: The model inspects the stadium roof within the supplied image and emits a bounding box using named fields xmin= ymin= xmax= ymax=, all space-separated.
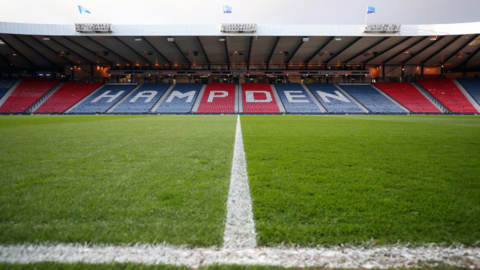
xmin=1 ymin=34 xmax=480 ymax=71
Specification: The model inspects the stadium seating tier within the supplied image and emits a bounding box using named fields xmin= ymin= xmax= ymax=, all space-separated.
xmin=274 ymin=83 xmax=322 ymax=113
xmin=416 ymin=79 xmax=476 ymax=113
xmin=341 ymin=84 xmax=405 ymax=113
xmin=35 ymin=82 xmax=103 ymax=113
xmin=70 ymin=85 xmax=136 ymax=113
xmin=0 ymin=78 xmax=58 ymax=113
xmin=374 ymin=82 xmax=440 ymax=113
xmin=456 ymin=77 xmax=480 ymax=107
xmin=0 ymin=77 xmax=17 ymax=100
xmin=110 ymin=83 xmax=171 ymax=113
xmin=197 ymin=83 xmax=235 ymax=113
xmin=155 ymin=83 xmax=202 ymax=113
xmin=242 ymin=83 xmax=280 ymax=113
xmin=306 ymin=84 xmax=364 ymax=113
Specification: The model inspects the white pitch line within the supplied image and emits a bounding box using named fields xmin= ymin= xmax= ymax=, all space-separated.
xmin=1 ymin=244 xmax=479 ymax=268
xmin=223 ymin=115 xmax=257 ymax=249
xmin=1 ymin=115 xmax=479 ymax=268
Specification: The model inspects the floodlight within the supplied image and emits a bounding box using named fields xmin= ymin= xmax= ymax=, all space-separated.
xmin=219 ymin=38 xmax=226 ymax=42
xmin=335 ymin=37 xmax=342 ymax=41
xmin=303 ymin=37 xmax=309 ymax=42
xmin=43 ymin=36 xmax=51 ymax=41
xmin=167 ymin=37 xmax=174 ymax=42
xmin=134 ymin=37 xmax=142 ymax=41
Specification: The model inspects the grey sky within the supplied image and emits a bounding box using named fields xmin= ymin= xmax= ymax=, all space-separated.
xmin=1 ymin=0 xmax=479 ymax=25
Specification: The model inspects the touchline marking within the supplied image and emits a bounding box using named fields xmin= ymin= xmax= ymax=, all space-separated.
xmin=1 ymin=115 xmax=479 ymax=267
xmin=223 ymin=115 xmax=257 ymax=248
xmin=1 ymin=244 xmax=479 ymax=268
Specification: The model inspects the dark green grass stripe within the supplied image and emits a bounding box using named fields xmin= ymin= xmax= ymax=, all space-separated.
xmin=0 ymin=115 xmax=237 ymax=246
xmin=242 ymin=115 xmax=480 ymax=246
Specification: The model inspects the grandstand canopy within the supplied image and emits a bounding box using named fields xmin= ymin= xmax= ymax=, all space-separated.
xmin=1 ymin=0 xmax=480 ymax=72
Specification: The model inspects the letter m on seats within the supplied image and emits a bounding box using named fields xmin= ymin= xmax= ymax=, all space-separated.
xmin=166 ymin=91 xmax=196 ymax=103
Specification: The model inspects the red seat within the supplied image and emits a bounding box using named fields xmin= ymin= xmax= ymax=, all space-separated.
xmin=417 ymin=79 xmax=477 ymax=113
xmin=35 ymin=82 xmax=103 ymax=113
xmin=0 ymin=78 xmax=59 ymax=113
xmin=242 ymin=83 xmax=280 ymax=113
xmin=197 ymin=83 xmax=235 ymax=113
xmin=374 ymin=82 xmax=440 ymax=113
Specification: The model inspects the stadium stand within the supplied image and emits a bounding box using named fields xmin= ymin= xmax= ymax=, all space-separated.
xmin=0 ymin=78 xmax=59 ymax=113
xmin=274 ymin=83 xmax=322 ymax=113
xmin=197 ymin=83 xmax=235 ymax=113
xmin=35 ymin=82 xmax=103 ymax=113
xmin=69 ymin=84 xmax=136 ymax=113
xmin=0 ymin=77 xmax=17 ymax=100
xmin=155 ymin=83 xmax=202 ymax=113
xmin=374 ymin=82 xmax=440 ymax=113
xmin=416 ymin=79 xmax=477 ymax=113
xmin=306 ymin=84 xmax=365 ymax=113
xmin=456 ymin=77 xmax=480 ymax=106
xmin=340 ymin=84 xmax=405 ymax=113
xmin=242 ymin=83 xmax=280 ymax=113
xmin=110 ymin=83 xmax=170 ymax=113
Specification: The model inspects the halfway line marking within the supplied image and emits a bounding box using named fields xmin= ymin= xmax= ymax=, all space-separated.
xmin=223 ymin=115 xmax=257 ymax=249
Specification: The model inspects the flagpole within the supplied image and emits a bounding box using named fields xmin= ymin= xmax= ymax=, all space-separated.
xmin=364 ymin=6 xmax=368 ymax=26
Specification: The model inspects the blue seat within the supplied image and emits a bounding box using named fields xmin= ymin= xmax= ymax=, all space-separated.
xmin=274 ymin=83 xmax=322 ymax=113
xmin=110 ymin=84 xmax=171 ymax=113
xmin=457 ymin=77 xmax=480 ymax=105
xmin=155 ymin=83 xmax=202 ymax=113
xmin=306 ymin=84 xmax=364 ymax=113
xmin=70 ymin=85 xmax=136 ymax=113
xmin=341 ymin=85 xmax=405 ymax=113
xmin=0 ymin=77 xmax=17 ymax=99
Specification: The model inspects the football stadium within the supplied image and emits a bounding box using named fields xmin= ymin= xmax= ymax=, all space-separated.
xmin=0 ymin=0 xmax=480 ymax=268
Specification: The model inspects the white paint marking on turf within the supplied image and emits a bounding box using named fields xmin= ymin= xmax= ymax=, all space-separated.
xmin=223 ymin=115 xmax=257 ymax=249
xmin=1 ymin=244 xmax=479 ymax=268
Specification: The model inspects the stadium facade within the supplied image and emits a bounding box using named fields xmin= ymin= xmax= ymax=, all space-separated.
xmin=0 ymin=0 xmax=480 ymax=114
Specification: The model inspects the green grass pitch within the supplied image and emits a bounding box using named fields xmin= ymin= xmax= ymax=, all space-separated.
xmin=0 ymin=114 xmax=479 ymax=248
xmin=242 ymin=115 xmax=480 ymax=246
xmin=0 ymin=115 xmax=237 ymax=246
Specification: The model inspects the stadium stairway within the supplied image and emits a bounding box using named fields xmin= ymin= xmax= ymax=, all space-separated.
xmin=69 ymin=84 xmax=137 ymax=113
xmin=270 ymin=84 xmax=286 ymax=113
xmin=0 ymin=78 xmax=22 ymax=108
xmin=197 ymin=83 xmax=236 ymax=114
xmin=234 ymin=84 xmax=240 ymax=113
xmin=109 ymin=83 xmax=171 ymax=113
xmin=416 ymin=78 xmax=477 ymax=113
xmin=65 ymin=84 xmax=106 ymax=113
xmin=302 ymin=84 xmax=327 ymax=113
xmin=191 ymin=84 xmax=207 ymax=113
xmin=370 ymin=84 xmax=410 ymax=113
xmin=456 ymin=77 xmax=480 ymax=108
xmin=452 ymin=79 xmax=480 ymax=112
xmin=238 ymin=84 xmax=244 ymax=113
xmin=0 ymin=77 xmax=19 ymax=101
xmin=373 ymin=82 xmax=440 ymax=113
xmin=410 ymin=81 xmax=450 ymax=113
xmin=340 ymin=84 xmax=406 ymax=113
xmin=154 ymin=83 xmax=202 ymax=113
xmin=274 ymin=83 xmax=323 ymax=113
xmin=0 ymin=78 xmax=59 ymax=113
xmin=28 ymin=82 xmax=65 ymax=113
xmin=35 ymin=82 xmax=103 ymax=114
xmin=149 ymin=84 xmax=175 ymax=113
xmin=242 ymin=83 xmax=281 ymax=114
xmin=106 ymin=84 xmax=143 ymax=113
xmin=306 ymin=84 xmax=368 ymax=113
